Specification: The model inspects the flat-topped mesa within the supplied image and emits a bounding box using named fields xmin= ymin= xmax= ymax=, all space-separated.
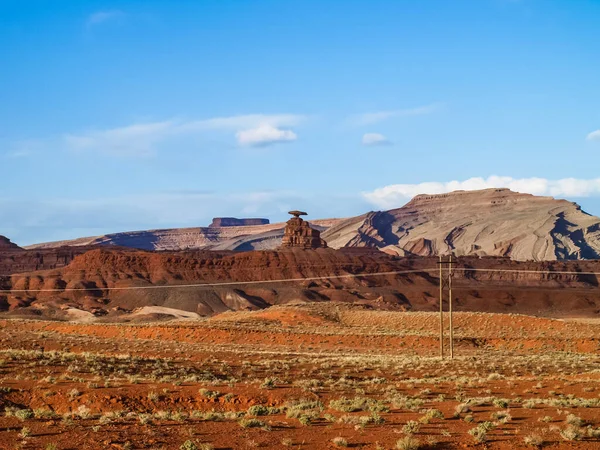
xmin=209 ymin=217 xmax=270 ymax=227
xmin=281 ymin=211 xmax=328 ymax=249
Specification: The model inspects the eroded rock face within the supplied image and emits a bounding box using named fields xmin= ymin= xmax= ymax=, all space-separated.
xmin=322 ymin=188 xmax=600 ymax=261
xmin=281 ymin=215 xmax=328 ymax=249
xmin=0 ymin=236 xmax=21 ymax=250
xmin=209 ymin=217 xmax=270 ymax=227
xmin=3 ymin=247 xmax=600 ymax=317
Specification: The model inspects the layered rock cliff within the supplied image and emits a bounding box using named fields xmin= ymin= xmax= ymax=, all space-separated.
xmin=322 ymin=189 xmax=600 ymax=261
xmin=2 ymin=247 xmax=600 ymax=318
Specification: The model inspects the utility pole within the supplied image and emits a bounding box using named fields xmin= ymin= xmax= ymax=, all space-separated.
xmin=438 ymin=254 xmax=456 ymax=359
xmin=439 ymin=255 xmax=444 ymax=359
xmin=448 ymin=254 xmax=454 ymax=359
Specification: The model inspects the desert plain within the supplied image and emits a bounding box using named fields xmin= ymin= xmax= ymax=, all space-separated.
xmin=1 ymin=303 xmax=599 ymax=449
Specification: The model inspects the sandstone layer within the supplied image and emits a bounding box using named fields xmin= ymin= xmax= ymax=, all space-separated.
xmin=2 ymin=246 xmax=599 ymax=318
xmin=322 ymin=188 xmax=600 ymax=261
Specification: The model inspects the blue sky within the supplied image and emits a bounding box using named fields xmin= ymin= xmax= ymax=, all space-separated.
xmin=1 ymin=0 xmax=600 ymax=245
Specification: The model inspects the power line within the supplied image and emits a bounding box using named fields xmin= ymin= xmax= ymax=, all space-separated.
xmin=453 ymin=267 xmax=600 ymax=276
xmin=0 ymin=265 xmax=598 ymax=294
xmin=0 ymin=268 xmax=434 ymax=293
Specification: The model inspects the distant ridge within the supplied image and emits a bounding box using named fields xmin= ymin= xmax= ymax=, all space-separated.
xmin=209 ymin=217 xmax=270 ymax=227
xmin=24 ymin=189 xmax=600 ymax=260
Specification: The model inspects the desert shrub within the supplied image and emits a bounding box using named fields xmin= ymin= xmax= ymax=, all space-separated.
xmin=34 ymin=408 xmax=57 ymax=419
xmin=19 ymin=427 xmax=31 ymax=438
xmin=420 ymin=408 xmax=444 ymax=423
xmin=67 ymin=388 xmax=81 ymax=400
xmin=369 ymin=412 xmax=385 ymax=425
xmin=332 ymin=437 xmax=348 ymax=447
xmin=180 ymin=441 xmax=198 ymax=450
xmin=239 ymin=418 xmax=271 ymax=430
xmin=15 ymin=409 xmax=34 ymax=421
xmin=329 ymin=396 xmax=388 ymax=413
xmin=198 ymin=389 xmax=220 ymax=399
xmin=523 ymin=433 xmax=544 ymax=447
xmin=491 ymin=410 xmax=511 ymax=423
xmin=261 ymin=377 xmax=278 ymax=389
xmin=492 ymin=398 xmax=509 ymax=408
xmin=297 ymin=414 xmax=313 ymax=426
xmin=560 ymin=425 xmax=583 ymax=441
xmin=138 ymin=413 xmax=152 ymax=425
xmin=468 ymin=422 xmax=495 ymax=443
xmin=402 ymin=420 xmax=421 ymax=435
xmin=565 ymin=414 xmax=583 ymax=427
xmin=285 ymin=398 xmax=323 ymax=424
xmin=45 ymin=444 xmax=58 ymax=450
xmin=391 ymin=395 xmax=424 ymax=411
xmin=395 ymin=436 xmax=421 ymax=450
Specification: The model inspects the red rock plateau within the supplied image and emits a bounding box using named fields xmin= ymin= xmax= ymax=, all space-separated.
xmin=25 ymin=189 xmax=600 ymax=261
xmin=1 ymin=245 xmax=599 ymax=320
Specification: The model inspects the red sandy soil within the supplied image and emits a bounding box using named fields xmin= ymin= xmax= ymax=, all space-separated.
xmin=1 ymin=304 xmax=599 ymax=449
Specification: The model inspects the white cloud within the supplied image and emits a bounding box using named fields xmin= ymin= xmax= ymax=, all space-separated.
xmin=236 ymin=124 xmax=297 ymax=147
xmin=363 ymin=176 xmax=600 ymax=209
xmin=63 ymin=114 xmax=305 ymax=156
xmin=587 ymin=130 xmax=600 ymax=141
xmin=351 ymin=103 xmax=441 ymax=126
xmin=362 ymin=133 xmax=391 ymax=146
xmin=87 ymin=10 xmax=125 ymax=27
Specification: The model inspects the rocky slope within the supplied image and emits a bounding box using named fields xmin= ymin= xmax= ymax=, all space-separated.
xmin=322 ymin=189 xmax=600 ymax=261
xmin=2 ymin=247 xmax=599 ymax=318
xmin=0 ymin=236 xmax=21 ymax=250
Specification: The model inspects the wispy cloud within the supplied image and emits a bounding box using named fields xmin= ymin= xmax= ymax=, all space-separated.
xmin=236 ymin=124 xmax=297 ymax=147
xmin=350 ymin=103 xmax=442 ymax=126
xmin=362 ymin=133 xmax=391 ymax=146
xmin=587 ymin=129 xmax=600 ymax=141
xmin=86 ymin=10 xmax=125 ymax=27
xmin=63 ymin=114 xmax=306 ymax=156
xmin=363 ymin=176 xmax=600 ymax=209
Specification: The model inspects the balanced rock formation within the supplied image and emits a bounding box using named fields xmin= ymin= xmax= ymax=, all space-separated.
xmin=209 ymin=217 xmax=270 ymax=227
xmin=281 ymin=211 xmax=328 ymax=249
xmin=322 ymin=188 xmax=600 ymax=261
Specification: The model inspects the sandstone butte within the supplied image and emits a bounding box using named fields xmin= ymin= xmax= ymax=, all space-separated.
xmin=21 ymin=188 xmax=600 ymax=260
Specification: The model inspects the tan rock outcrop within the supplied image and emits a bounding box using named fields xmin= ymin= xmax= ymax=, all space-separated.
xmin=322 ymin=188 xmax=600 ymax=261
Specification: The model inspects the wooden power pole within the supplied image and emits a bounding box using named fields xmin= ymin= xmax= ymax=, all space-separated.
xmin=448 ymin=254 xmax=454 ymax=359
xmin=438 ymin=254 xmax=456 ymax=359
xmin=439 ymin=255 xmax=444 ymax=359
